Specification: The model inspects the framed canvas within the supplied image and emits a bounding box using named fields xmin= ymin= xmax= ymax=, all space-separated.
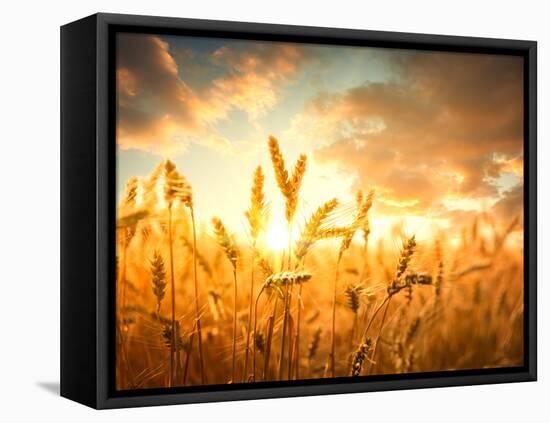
xmin=60 ymin=13 xmax=537 ymax=409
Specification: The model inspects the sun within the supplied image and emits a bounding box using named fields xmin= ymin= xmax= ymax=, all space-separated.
xmin=265 ymin=219 xmax=290 ymax=252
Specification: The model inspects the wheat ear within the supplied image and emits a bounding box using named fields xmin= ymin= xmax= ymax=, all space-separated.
xmin=150 ymin=250 xmax=167 ymax=318
xmin=244 ymin=166 xmax=266 ymax=382
xmin=294 ymin=198 xmax=339 ymax=262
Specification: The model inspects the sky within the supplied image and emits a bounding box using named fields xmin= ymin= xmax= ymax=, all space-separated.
xmin=116 ymin=32 xmax=524 ymax=246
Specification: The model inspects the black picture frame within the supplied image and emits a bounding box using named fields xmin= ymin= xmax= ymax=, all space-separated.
xmin=60 ymin=12 xmax=537 ymax=409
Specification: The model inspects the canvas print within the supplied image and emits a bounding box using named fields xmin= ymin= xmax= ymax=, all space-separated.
xmin=115 ymin=33 xmax=524 ymax=390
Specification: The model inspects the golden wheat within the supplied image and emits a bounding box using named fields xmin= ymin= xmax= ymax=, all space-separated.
xmin=150 ymin=250 xmax=167 ymax=317
xmin=244 ymin=166 xmax=267 ymax=381
xmin=294 ymin=198 xmax=339 ymax=262
xmin=267 ymin=135 xmax=306 ymax=224
xmin=115 ymin=135 xmax=523 ymax=389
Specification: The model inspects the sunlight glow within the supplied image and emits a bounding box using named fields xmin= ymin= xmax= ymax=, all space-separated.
xmin=265 ymin=219 xmax=291 ymax=253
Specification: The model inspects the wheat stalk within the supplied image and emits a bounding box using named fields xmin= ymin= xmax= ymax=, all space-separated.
xmin=161 ymin=160 xmax=205 ymax=385
xmin=329 ymin=190 xmax=374 ymax=377
xmin=268 ymin=136 xmax=307 ymax=223
xmin=339 ymin=190 xmax=374 ymax=256
xmin=286 ymin=154 xmax=307 ymax=223
xmin=245 ymin=166 xmax=266 ymax=242
xmin=263 ymin=303 xmax=276 ymax=380
xmin=163 ymin=160 xmax=193 ymax=209
xmin=267 ymin=136 xmax=308 ymax=380
xmin=212 ymin=217 xmax=239 ymax=270
xmin=243 ymin=166 xmax=266 ymax=382
xmin=252 ymin=270 xmax=311 ymax=381
xmin=364 ymin=236 xmax=431 ymax=375
xmin=268 ymin=136 xmax=291 ymax=202
xmin=212 ymin=216 xmax=240 ymax=382
xmin=251 ymin=251 xmax=273 ymax=382
xmin=387 ymin=272 xmax=432 ymax=296
xmin=264 ymin=271 xmax=312 ymax=296
xmin=150 ymin=250 xmax=167 ymax=317
xmin=356 ymin=190 xmax=372 ymax=282
xmin=345 ymin=283 xmax=364 ymax=315
xmin=396 ymin=236 xmax=416 ymax=279
xmin=344 ymin=282 xmax=366 ymax=365
xmin=316 ymin=227 xmax=351 ymax=239
xmin=162 ymin=160 xmax=190 ymax=386
xmin=252 ymin=253 xmax=278 ymax=382
xmin=294 ymin=199 xmax=339 ymax=262
xmin=267 ymin=135 xmax=306 ymax=259
xmin=123 ymin=176 xmax=139 ymax=208
xmin=117 ymin=176 xmax=142 ymax=382
xmin=289 ymin=198 xmax=339 ymax=378
xmin=267 ymin=271 xmax=311 ymax=380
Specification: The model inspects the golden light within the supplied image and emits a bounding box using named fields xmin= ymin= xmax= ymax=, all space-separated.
xmin=265 ymin=219 xmax=291 ymax=252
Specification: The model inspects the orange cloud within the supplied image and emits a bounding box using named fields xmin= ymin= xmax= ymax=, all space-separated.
xmin=116 ymin=34 xmax=307 ymax=155
xmin=289 ymin=52 xmax=524 ymax=217
xmin=116 ymin=35 xmax=202 ymax=154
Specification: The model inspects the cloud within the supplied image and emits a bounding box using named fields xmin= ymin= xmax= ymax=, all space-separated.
xmin=200 ymin=43 xmax=309 ymax=121
xmin=116 ymin=34 xmax=307 ymax=155
xmin=287 ymin=51 xmax=524 ymax=217
xmin=116 ymin=35 xmax=203 ymax=154
xmin=493 ymin=184 xmax=524 ymax=222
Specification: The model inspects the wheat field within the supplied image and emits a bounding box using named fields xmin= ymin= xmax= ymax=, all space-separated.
xmin=115 ymin=136 xmax=524 ymax=390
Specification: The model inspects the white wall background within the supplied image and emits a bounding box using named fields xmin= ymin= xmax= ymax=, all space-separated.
xmin=0 ymin=0 xmax=546 ymax=421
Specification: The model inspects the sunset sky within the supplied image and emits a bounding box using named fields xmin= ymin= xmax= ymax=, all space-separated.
xmin=116 ymin=32 xmax=524 ymax=245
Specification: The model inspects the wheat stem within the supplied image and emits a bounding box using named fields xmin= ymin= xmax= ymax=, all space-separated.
xmin=287 ymin=281 xmax=295 ymax=380
xmin=252 ymin=285 xmax=266 ymax=382
xmin=292 ymin=282 xmax=303 ymax=379
xmin=278 ymin=283 xmax=290 ymax=380
xmin=264 ymin=296 xmax=278 ymax=380
xmin=278 ymin=222 xmax=294 ymax=380
xmin=367 ymin=297 xmax=392 ymax=375
xmin=211 ymin=217 xmax=239 ymax=382
xmin=362 ymin=295 xmax=390 ymax=340
xmin=183 ymin=319 xmax=197 ymax=386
